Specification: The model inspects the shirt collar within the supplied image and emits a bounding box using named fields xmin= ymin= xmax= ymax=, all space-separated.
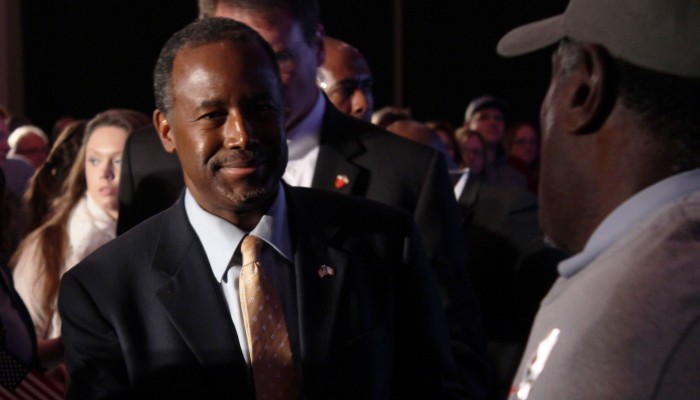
xmin=184 ymin=184 xmax=292 ymax=282
xmin=559 ymin=168 xmax=700 ymax=277
xmin=285 ymin=90 xmax=325 ymax=160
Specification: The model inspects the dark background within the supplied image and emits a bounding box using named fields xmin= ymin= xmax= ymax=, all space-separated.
xmin=21 ymin=1 xmax=568 ymax=134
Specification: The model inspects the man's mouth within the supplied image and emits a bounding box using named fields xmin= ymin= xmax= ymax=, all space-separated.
xmin=212 ymin=150 xmax=266 ymax=177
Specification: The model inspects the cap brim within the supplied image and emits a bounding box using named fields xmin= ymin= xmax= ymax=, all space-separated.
xmin=497 ymin=15 xmax=566 ymax=57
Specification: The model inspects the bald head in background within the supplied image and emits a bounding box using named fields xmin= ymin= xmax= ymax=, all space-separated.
xmin=317 ymin=37 xmax=373 ymax=121
xmin=386 ymin=119 xmax=434 ymax=147
xmin=387 ymin=119 xmax=456 ymax=169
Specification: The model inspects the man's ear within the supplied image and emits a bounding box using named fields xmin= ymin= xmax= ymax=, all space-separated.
xmin=564 ymin=43 xmax=616 ymax=135
xmin=153 ymin=109 xmax=176 ymax=153
xmin=314 ymin=23 xmax=326 ymax=67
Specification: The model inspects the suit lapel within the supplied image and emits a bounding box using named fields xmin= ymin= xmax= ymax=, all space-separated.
xmin=152 ymin=199 xmax=245 ymax=367
xmin=458 ymin=175 xmax=483 ymax=224
xmin=311 ymin=100 xmax=367 ymax=196
xmin=285 ymin=187 xmax=349 ymax=363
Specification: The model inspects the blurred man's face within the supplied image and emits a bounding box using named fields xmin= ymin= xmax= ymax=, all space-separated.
xmin=319 ymin=45 xmax=373 ymax=122
xmin=214 ymin=6 xmax=324 ymax=131
xmin=468 ymin=108 xmax=505 ymax=145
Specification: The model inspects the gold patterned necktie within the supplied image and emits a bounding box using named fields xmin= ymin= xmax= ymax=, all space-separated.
xmin=239 ymin=234 xmax=299 ymax=400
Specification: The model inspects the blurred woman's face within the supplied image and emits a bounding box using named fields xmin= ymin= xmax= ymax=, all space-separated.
xmin=462 ymin=135 xmax=485 ymax=176
xmin=84 ymin=126 xmax=128 ymax=220
xmin=510 ymin=124 xmax=539 ymax=165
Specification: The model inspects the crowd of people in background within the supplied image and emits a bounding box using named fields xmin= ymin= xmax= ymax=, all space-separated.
xmin=0 ymin=61 xmax=555 ymax=400
xmin=1 ymin=0 xmax=699 ymax=399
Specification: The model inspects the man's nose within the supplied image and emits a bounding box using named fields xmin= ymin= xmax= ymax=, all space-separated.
xmin=351 ymin=90 xmax=369 ymax=117
xmin=223 ymin=112 xmax=252 ymax=149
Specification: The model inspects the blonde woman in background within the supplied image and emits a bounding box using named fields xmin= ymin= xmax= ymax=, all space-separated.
xmin=11 ymin=109 xmax=149 ymax=381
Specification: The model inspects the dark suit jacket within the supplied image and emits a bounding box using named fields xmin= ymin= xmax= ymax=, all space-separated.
xmin=59 ymin=186 xmax=465 ymax=399
xmin=116 ymin=99 xmax=488 ymax=396
xmin=116 ymin=125 xmax=183 ymax=235
xmin=458 ymin=176 xmax=563 ymax=341
xmin=457 ymin=177 xmax=565 ymax=399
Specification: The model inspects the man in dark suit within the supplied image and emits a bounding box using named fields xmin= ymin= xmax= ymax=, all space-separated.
xmin=116 ymin=0 xmax=489 ymax=396
xmin=457 ymin=177 xmax=564 ymax=399
xmin=60 ymin=17 xmax=465 ymax=399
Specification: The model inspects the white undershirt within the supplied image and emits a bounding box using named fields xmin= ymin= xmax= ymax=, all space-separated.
xmin=282 ymin=91 xmax=325 ymax=188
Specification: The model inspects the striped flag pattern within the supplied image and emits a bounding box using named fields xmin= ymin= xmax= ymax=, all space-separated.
xmin=0 ymin=349 xmax=64 ymax=400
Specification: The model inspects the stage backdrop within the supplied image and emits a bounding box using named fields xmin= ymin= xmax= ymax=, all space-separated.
xmin=21 ymin=0 xmax=567 ymax=134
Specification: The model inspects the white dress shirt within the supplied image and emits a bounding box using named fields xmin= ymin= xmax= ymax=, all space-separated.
xmin=282 ymin=91 xmax=325 ymax=188
xmin=184 ymin=185 xmax=297 ymax=365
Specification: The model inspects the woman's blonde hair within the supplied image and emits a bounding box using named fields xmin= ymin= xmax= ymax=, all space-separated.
xmin=11 ymin=109 xmax=149 ymax=318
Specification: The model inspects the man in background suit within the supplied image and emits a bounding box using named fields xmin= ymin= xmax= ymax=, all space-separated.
xmin=117 ymin=0 xmax=490 ymax=395
xmin=60 ymin=17 xmax=465 ymax=399
xmin=457 ymin=177 xmax=563 ymax=400
xmin=497 ymin=0 xmax=700 ymax=398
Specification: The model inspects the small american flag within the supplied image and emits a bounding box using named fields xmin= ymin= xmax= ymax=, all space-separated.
xmin=317 ymin=264 xmax=335 ymax=278
xmin=0 ymin=349 xmax=64 ymax=400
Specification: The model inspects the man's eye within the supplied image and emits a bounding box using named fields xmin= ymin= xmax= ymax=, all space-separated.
xmin=199 ymin=111 xmax=227 ymax=120
xmin=251 ymin=102 xmax=279 ymax=117
xmin=340 ymin=84 xmax=356 ymax=97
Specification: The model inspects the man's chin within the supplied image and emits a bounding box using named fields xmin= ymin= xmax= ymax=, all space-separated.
xmin=221 ymin=184 xmax=277 ymax=211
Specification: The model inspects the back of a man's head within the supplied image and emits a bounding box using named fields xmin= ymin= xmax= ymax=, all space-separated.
xmin=198 ymin=0 xmax=320 ymax=44
xmin=371 ymin=106 xmax=411 ymax=129
xmin=386 ymin=120 xmax=434 ymax=148
xmin=498 ymin=0 xmax=700 ymax=254
xmin=498 ymin=0 xmax=700 ymax=169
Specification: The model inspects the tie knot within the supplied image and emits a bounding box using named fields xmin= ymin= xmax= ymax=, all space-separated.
xmin=241 ymin=234 xmax=262 ymax=266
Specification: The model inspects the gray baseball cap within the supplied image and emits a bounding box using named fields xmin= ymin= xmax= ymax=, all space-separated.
xmin=496 ymin=0 xmax=700 ymax=79
xmin=464 ymin=95 xmax=510 ymax=122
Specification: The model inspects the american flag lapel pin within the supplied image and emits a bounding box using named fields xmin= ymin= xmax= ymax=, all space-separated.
xmin=318 ymin=265 xmax=336 ymax=278
xmin=334 ymin=174 xmax=349 ymax=189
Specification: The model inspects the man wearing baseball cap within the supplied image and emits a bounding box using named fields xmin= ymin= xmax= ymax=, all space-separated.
xmin=463 ymin=95 xmax=527 ymax=189
xmin=496 ymin=0 xmax=700 ymax=399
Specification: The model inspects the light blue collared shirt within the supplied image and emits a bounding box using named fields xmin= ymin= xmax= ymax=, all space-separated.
xmin=184 ymin=185 xmax=297 ymax=364
xmin=559 ymin=168 xmax=700 ymax=278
